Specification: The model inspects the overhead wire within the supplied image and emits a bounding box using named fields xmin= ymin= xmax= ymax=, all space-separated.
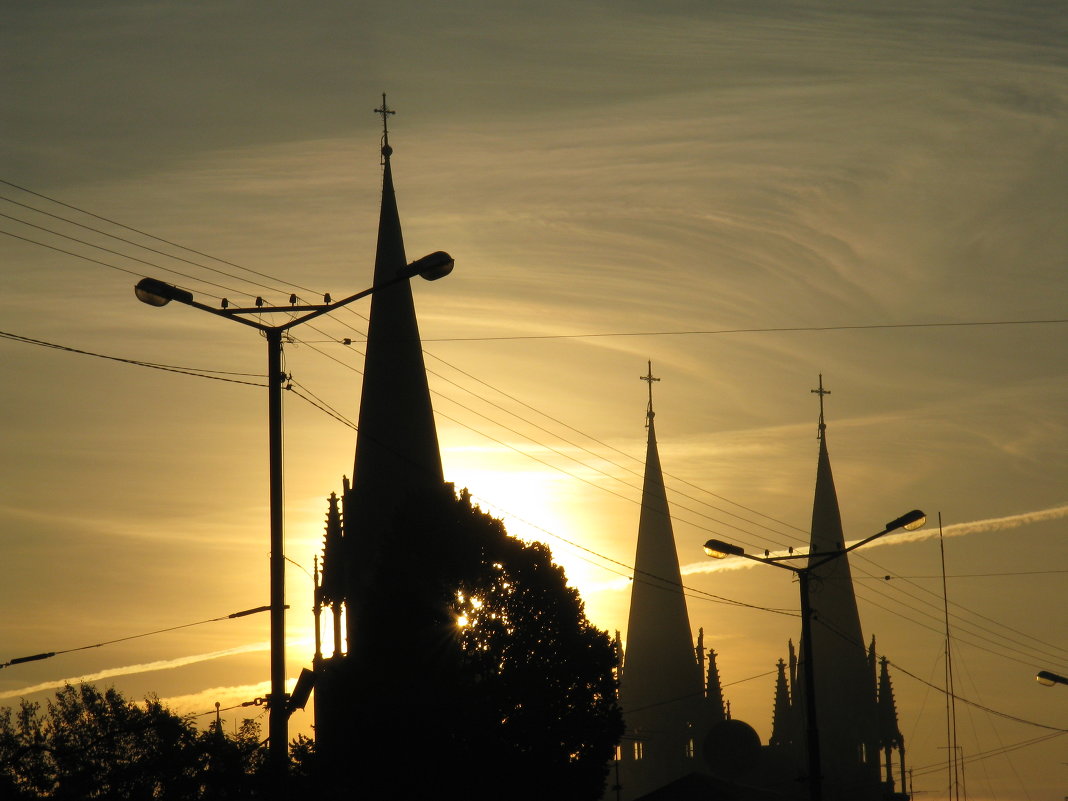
xmin=0 ymin=330 xmax=266 ymax=387
xmin=0 ymin=606 xmax=272 ymax=669
xmin=419 ymin=317 xmax=1068 ymax=342
xmin=0 ymin=211 xmax=241 ymax=298
xmin=0 ymin=195 xmax=293 ymax=298
xmin=0 ymin=178 xmax=322 ymax=296
xmin=5 ymin=178 xmax=1063 ymax=678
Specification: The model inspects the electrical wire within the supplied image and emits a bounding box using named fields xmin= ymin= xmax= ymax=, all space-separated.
xmin=6 ymin=179 xmax=1063 ymax=679
xmin=0 ymin=606 xmax=272 ymax=669
xmin=0 ymin=178 xmax=322 ymax=296
xmin=418 ymin=318 xmax=1068 ymax=342
xmin=0 ymin=330 xmax=266 ymax=386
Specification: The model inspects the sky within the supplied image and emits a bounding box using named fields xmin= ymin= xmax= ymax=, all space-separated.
xmin=2 ymin=1 xmax=1066 ymax=798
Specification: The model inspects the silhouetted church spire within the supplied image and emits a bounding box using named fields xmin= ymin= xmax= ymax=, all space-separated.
xmin=794 ymin=377 xmax=883 ymax=800
xmin=314 ymin=100 xmax=447 ymax=776
xmin=617 ymin=363 xmax=705 ymax=799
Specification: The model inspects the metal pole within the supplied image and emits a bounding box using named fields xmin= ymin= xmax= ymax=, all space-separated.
xmin=797 ymin=569 xmax=822 ymax=801
xmin=266 ymin=329 xmax=287 ymax=785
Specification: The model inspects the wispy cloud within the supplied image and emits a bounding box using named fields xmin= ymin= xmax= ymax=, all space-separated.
xmin=0 ymin=642 xmax=269 ymax=701
xmin=679 ymin=504 xmax=1068 ymax=578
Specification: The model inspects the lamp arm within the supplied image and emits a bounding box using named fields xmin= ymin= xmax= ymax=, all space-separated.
xmin=278 ymin=260 xmax=441 ymax=331
xmin=744 ymin=553 xmax=802 ymax=574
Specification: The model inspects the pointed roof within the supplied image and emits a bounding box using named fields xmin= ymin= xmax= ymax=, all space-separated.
xmin=350 ymin=140 xmax=443 ymax=500
xmin=319 ymin=492 xmax=344 ymax=603
xmin=805 ymin=377 xmax=865 ymax=652
xmin=618 ymin=364 xmax=704 ymax=798
xmin=877 ymin=656 xmax=904 ymax=748
xmin=795 ymin=377 xmax=882 ymax=793
xmin=705 ymin=648 xmax=727 ymax=723
xmin=620 ymin=363 xmax=702 ymax=714
xmin=769 ymin=658 xmax=792 ymax=747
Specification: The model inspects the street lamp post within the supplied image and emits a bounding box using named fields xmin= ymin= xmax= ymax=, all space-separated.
xmin=134 ymin=251 xmax=453 ymax=785
xmin=703 ymin=509 xmax=925 ymax=801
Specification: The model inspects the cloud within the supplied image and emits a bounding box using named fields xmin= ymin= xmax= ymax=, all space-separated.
xmin=0 ymin=642 xmax=269 ymax=701
xmin=678 ymin=504 xmax=1068 ymax=578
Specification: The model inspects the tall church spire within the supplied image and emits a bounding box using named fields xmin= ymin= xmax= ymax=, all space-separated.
xmin=315 ymin=103 xmax=448 ymax=775
xmin=796 ymin=377 xmax=882 ymax=799
xmin=351 ymin=96 xmax=443 ymax=499
xmin=618 ymin=363 xmax=704 ymax=799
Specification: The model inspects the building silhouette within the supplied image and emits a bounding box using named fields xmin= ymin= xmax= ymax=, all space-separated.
xmin=311 ymin=113 xmax=451 ymax=788
xmin=616 ymin=376 xmax=909 ymax=800
xmin=615 ymin=365 xmax=726 ymax=799
xmin=760 ymin=393 xmax=909 ymax=801
xmin=303 ymin=106 xmax=908 ymax=801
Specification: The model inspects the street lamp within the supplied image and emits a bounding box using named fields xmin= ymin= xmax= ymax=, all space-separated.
xmin=134 ymin=251 xmax=453 ymax=784
xmin=703 ymin=509 xmax=925 ymax=801
xmin=1036 ymin=670 xmax=1068 ymax=687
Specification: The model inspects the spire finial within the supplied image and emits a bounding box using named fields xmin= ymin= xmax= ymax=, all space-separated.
xmin=374 ymin=93 xmax=396 ymax=159
xmin=811 ymin=373 xmax=831 ymax=439
xmin=640 ymin=360 xmax=660 ymax=426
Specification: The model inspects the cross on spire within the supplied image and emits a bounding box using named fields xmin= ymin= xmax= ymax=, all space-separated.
xmin=374 ymin=93 xmax=395 ymax=157
xmin=811 ymin=373 xmax=831 ymax=439
xmin=640 ymin=360 xmax=660 ymax=425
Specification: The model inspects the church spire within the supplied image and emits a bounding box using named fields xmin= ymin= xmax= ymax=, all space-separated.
xmin=796 ymin=377 xmax=883 ymax=798
xmin=350 ymin=99 xmax=444 ymax=500
xmin=618 ymin=363 xmax=703 ymax=798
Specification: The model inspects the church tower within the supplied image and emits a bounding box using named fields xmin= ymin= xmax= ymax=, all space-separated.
xmin=776 ymin=377 xmax=903 ymax=801
xmin=313 ymin=97 xmax=450 ymax=777
xmin=617 ymin=363 xmax=708 ymax=799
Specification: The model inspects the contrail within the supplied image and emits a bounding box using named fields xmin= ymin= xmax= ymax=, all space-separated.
xmin=0 ymin=642 xmax=269 ymax=701
xmin=673 ymin=503 xmax=1068 ymax=579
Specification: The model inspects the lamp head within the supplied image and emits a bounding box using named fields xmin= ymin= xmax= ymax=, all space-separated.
xmin=703 ymin=539 xmax=745 ymax=559
xmin=1036 ymin=670 xmax=1067 ymax=687
xmin=886 ymin=509 xmax=926 ymax=532
xmin=406 ymin=251 xmax=454 ymax=281
xmin=135 ymin=278 xmax=193 ymax=307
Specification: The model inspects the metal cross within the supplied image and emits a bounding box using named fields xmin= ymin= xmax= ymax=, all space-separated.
xmin=374 ymin=93 xmax=395 ymax=148
xmin=640 ymin=360 xmax=660 ymax=424
xmin=811 ymin=373 xmax=831 ymax=438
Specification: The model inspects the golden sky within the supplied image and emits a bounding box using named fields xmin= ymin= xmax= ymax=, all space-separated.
xmin=2 ymin=3 xmax=1067 ymax=799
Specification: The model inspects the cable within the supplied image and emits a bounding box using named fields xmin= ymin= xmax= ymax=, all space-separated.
xmin=0 ymin=178 xmax=323 ymax=296
xmin=1 ymin=196 xmax=295 ymax=298
xmin=419 ymin=318 xmax=1068 ymax=342
xmin=0 ymin=606 xmax=272 ymax=669
xmin=0 ymin=212 xmax=243 ymax=297
xmin=0 ymin=330 xmax=267 ymax=387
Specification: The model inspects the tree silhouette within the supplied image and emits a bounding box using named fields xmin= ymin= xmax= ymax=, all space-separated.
xmin=336 ymin=485 xmax=623 ymax=800
xmin=0 ymin=683 xmax=263 ymax=799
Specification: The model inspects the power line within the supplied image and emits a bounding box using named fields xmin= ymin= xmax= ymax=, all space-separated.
xmin=0 ymin=178 xmax=322 ymax=296
xmin=0 ymin=606 xmax=273 ymax=669
xmin=6 ymin=181 xmax=1062 ymax=675
xmin=0 ymin=212 xmax=242 ymax=297
xmin=1 ymin=195 xmax=294 ymax=298
xmin=419 ymin=318 xmax=1068 ymax=342
xmin=0 ymin=330 xmax=266 ymax=386
xmin=888 ymin=659 xmax=1068 ymax=733
xmin=11 ymin=322 xmax=1062 ymax=672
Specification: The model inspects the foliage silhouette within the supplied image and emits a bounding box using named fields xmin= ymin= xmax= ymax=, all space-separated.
xmin=330 ymin=485 xmax=623 ymax=800
xmin=0 ymin=683 xmax=264 ymax=800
